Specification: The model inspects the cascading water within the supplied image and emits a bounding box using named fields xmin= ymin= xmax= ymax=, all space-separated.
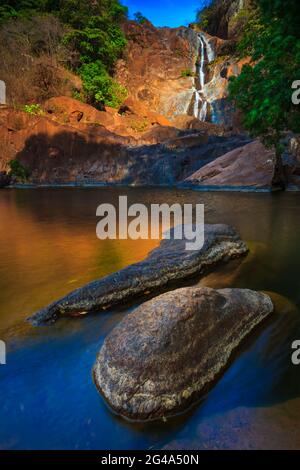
xmin=192 ymin=33 xmax=215 ymax=122
xmin=199 ymin=35 xmax=205 ymax=90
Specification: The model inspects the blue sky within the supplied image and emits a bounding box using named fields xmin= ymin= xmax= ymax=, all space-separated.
xmin=121 ymin=1 xmax=209 ymax=28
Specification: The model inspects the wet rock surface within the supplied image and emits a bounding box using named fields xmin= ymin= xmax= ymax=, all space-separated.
xmin=94 ymin=286 xmax=273 ymax=421
xmin=28 ymin=224 xmax=248 ymax=325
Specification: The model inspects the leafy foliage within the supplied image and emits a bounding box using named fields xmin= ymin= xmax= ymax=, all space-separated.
xmin=133 ymin=12 xmax=148 ymax=25
xmin=195 ymin=1 xmax=217 ymax=30
xmin=79 ymin=61 xmax=127 ymax=108
xmin=0 ymin=0 xmax=128 ymax=108
xmin=234 ymin=7 xmax=263 ymax=56
xmin=8 ymin=160 xmax=30 ymax=182
xmin=57 ymin=0 xmax=128 ymax=107
xmin=22 ymin=103 xmax=43 ymax=115
xmin=0 ymin=1 xmax=58 ymax=22
xmin=181 ymin=69 xmax=193 ymax=78
xmin=60 ymin=1 xmax=127 ymax=69
xmin=130 ymin=119 xmax=148 ymax=133
xmin=229 ymin=0 xmax=300 ymax=150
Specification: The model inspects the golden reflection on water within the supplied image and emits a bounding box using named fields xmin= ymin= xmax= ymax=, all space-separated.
xmin=1 ymin=189 xmax=300 ymax=450
xmin=0 ymin=195 xmax=160 ymax=330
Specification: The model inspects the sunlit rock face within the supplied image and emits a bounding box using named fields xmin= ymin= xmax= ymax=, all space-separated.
xmin=0 ymin=102 xmax=251 ymax=186
xmin=203 ymin=55 xmax=251 ymax=126
xmin=115 ymin=21 xmax=200 ymax=120
xmin=94 ymin=287 xmax=273 ymax=421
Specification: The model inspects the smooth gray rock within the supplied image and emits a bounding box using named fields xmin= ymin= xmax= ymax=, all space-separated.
xmin=28 ymin=224 xmax=248 ymax=325
xmin=94 ymin=287 xmax=273 ymax=421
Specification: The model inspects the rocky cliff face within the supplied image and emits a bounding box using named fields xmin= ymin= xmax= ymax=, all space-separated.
xmin=116 ymin=18 xmax=249 ymax=128
xmin=199 ymin=0 xmax=254 ymax=40
xmin=0 ymin=98 xmax=249 ymax=185
xmin=1 ymin=7 xmax=292 ymax=190
xmin=115 ymin=21 xmax=199 ymax=120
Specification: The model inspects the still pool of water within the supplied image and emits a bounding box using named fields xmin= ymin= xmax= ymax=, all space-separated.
xmin=1 ymin=187 xmax=300 ymax=450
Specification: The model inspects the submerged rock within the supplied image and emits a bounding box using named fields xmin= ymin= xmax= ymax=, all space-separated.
xmin=94 ymin=287 xmax=273 ymax=421
xmin=28 ymin=224 xmax=248 ymax=325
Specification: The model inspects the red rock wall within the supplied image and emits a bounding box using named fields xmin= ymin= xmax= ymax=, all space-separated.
xmin=115 ymin=21 xmax=199 ymax=119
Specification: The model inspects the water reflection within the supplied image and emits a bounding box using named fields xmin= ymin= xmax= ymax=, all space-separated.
xmin=0 ymin=188 xmax=300 ymax=449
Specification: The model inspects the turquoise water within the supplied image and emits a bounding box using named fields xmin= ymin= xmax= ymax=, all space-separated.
xmin=1 ymin=188 xmax=300 ymax=449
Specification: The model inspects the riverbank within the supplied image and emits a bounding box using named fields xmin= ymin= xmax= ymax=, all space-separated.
xmin=1 ymin=101 xmax=300 ymax=191
xmin=0 ymin=181 xmax=297 ymax=192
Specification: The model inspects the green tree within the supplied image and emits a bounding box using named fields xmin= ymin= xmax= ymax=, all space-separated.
xmin=229 ymin=0 xmax=300 ymax=189
xmin=133 ymin=11 xmax=147 ymax=25
xmin=79 ymin=61 xmax=127 ymax=108
xmin=8 ymin=160 xmax=30 ymax=182
xmin=60 ymin=0 xmax=128 ymax=107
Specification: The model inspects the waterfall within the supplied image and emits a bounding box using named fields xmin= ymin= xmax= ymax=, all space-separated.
xmin=199 ymin=100 xmax=207 ymax=121
xmin=203 ymin=35 xmax=215 ymax=63
xmin=199 ymin=35 xmax=205 ymax=91
xmin=192 ymin=32 xmax=214 ymax=122
xmin=193 ymin=90 xmax=200 ymax=117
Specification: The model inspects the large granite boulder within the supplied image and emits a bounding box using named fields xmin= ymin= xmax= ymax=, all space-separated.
xmin=185 ymin=140 xmax=275 ymax=190
xmin=94 ymin=287 xmax=273 ymax=421
xmin=28 ymin=224 xmax=248 ymax=325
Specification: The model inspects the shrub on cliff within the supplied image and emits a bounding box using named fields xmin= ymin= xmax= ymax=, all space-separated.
xmin=181 ymin=69 xmax=193 ymax=77
xmin=8 ymin=160 xmax=30 ymax=182
xmin=133 ymin=12 xmax=148 ymax=25
xmin=22 ymin=104 xmax=43 ymax=115
xmin=79 ymin=61 xmax=127 ymax=108
xmin=60 ymin=0 xmax=128 ymax=107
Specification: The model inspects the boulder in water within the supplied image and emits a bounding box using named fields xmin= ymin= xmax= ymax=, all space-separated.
xmin=28 ymin=224 xmax=248 ymax=325
xmin=94 ymin=287 xmax=273 ymax=421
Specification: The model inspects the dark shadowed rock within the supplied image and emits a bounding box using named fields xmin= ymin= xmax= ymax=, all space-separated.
xmin=0 ymin=105 xmax=251 ymax=186
xmin=0 ymin=171 xmax=10 ymax=187
xmin=28 ymin=224 xmax=248 ymax=325
xmin=94 ymin=287 xmax=273 ymax=421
